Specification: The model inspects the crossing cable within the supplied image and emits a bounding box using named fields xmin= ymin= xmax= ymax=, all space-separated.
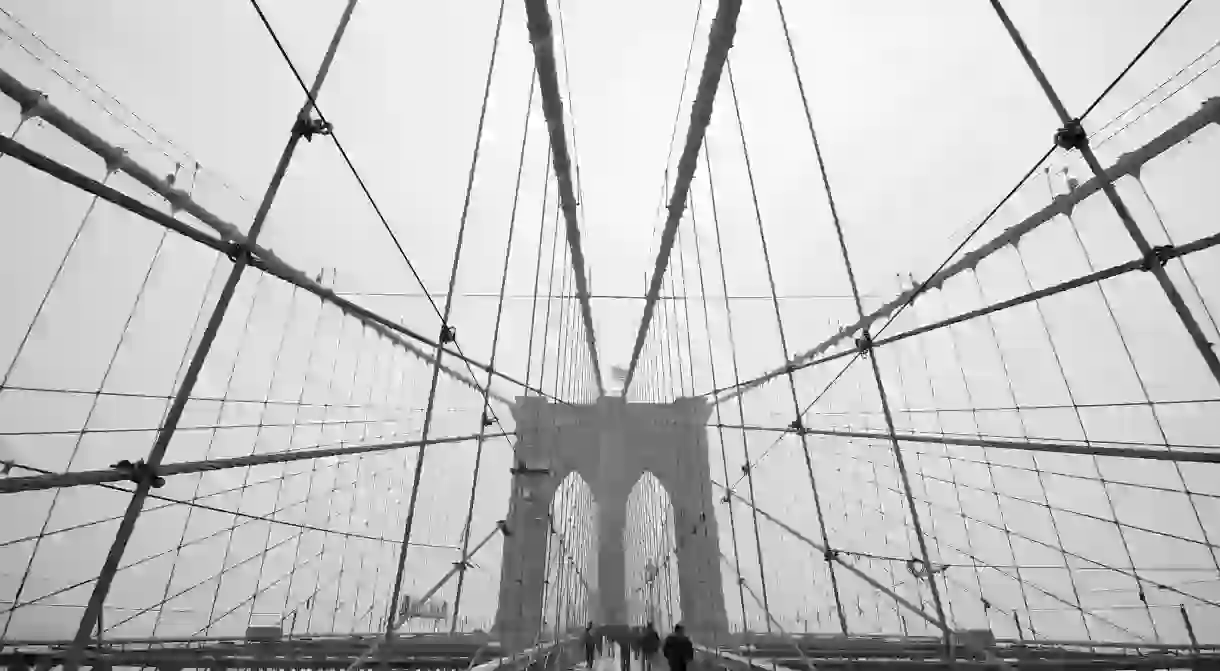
xmin=991 ymin=1 xmax=1220 ymax=390
xmin=840 ymin=365 xmax=910 ymax=632
xmin=727 ymin=357 xmax=860 ymax=490
xmin=244 ymin=288 xmax=354 ymax=634
xmin=824 ymin=448 xmax=1144 ymax=642
xmin=0 ymin=432 xmax=510 ymax=494
xmin=883 ymin=338 xmax=962 ymax=629
xmin=329 ymin=341 xmax=400 ymax=632
xmin=834 ymin=460 xmax=1188 ymax=639
xmin=1128 ymin=174 xmax=1220 ymax=338
xmin=701 ymin=137 xmax=774 ymax=630
xmin=0 ymin=460 xmax=445 ymax=549
xmin=200 ymin=277 xmax=302 ymax=634
xmin=842 ymin=464 xmax=1220 ymax=611
xmin=304 ymin=323 xmax=374 ymax=636
xmin=711 ymin=485 xmax=1017 ymax=669
xmin=741 ymin=222 xmax=1220 ymax=388
xmin=708 ymin=17 xmax=1215 ymax=407
xmin=708 ymin=422 xmax=1220 ymax=463
xmin=348 ymin=521 xmax=509 ymax=671
xmin=1021 ymin=177 xmax=1187 ymax=630
xmin=724 ymin=58 xmax=849 ymax=636
xmin=1046 ymin=142 xmax=1220 ymax=582
xmin=904 ymin=297 xmax=1037 ymax=637
xmin=246 ymin=0 xmax=518 ymax=443
xmin=0 ymin=114 xmax=538 ymax=406
xmin=622 ymin=0 xmax=742 ymax=395
xmin=1079 ymin=0 xmax=1195 ymax=121
xmin=55 ymin=3 xmax=361 ymax=664
xmin=716 ymin=550 xmax=817 ymax=670
xmin=0 ymin=161 xmax=183 ymax=642
xmin=384 ymin=0 xmax=508 ymax=636
xmin=452 ymin=72 xmax=538 ymax=631
xmin=523 ymin=0 xmax=606 ymax=397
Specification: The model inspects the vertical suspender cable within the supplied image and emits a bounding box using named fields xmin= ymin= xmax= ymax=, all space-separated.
xmin=385 ymin=0 xmax=507 ymax=634
xmin=689 ymin=196 xmax=750 ymax=630
xmin=63 ymin=3 xmax=362 ymax=665
xmin=724 ymin=60 xmax=842 ymax=635
xmin=622 ymin=0 xmax=742 ymax=395
xmin=989 ymin=0 xmax=1220 ymax=388
xmin=703 ymin=139 xmax=777 ymax=633
xmin=771 ymin=0 xmax=951 ymax=642
xmin=451 ymin=73 xmax=537 ymax=631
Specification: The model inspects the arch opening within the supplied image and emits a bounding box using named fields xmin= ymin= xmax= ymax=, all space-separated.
xmin=624 ymin=471 xmax=682 ymax=630
xmin=541 ymin=471 xmax=598 ymax=637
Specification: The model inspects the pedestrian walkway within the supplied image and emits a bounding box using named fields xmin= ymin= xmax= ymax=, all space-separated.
xmin=574 ymin=645 xmax=669 ymax=671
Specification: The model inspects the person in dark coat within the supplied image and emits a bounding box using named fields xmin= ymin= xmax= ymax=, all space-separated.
xmin=663 ymin=624 xmax=694 ymax=671
xmin=583 ymin=621 xmax=598 ymax=668
xmin=639 ymin=622 xmax=661 ymax=671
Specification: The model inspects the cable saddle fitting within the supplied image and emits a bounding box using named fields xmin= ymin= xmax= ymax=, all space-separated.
xmin=292 ymin=116 xmax=333 ymax=142
xmin=855 ymin=332 xmax=874 ymax=357
xmin=1141 ymin=244 xmax=1175 ymax=272
xmin=226 ymin=242 xmax=252 ymax=265
xmin=110 ymin=459 xmax=166 ymax=488
xmin=1054 ymin=120 xmax=1088 ymax=152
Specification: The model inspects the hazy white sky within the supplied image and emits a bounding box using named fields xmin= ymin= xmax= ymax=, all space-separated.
xmin=2 ymin=0 xmax=1220 ymax=648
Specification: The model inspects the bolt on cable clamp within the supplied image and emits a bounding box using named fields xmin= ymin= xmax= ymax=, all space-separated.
xmin=787 ymin=418 xmax=804 ymax=433
xmin=823 ymin=549 xmax=840 ymax=563
xmin=855 ymin=332 xmax=874 ymax=357
xmin=110 ymin=459 xmax=166 ymax=488
xmin=292 ymin=116 xmax=333 ymax=142
xmin=225 ymin=242 xmax=252 ymax=265
xmin=1140 ymin=245 xmax=1175 ymax=272
xmin=440 ymin=325 xmax=457 ymax=344
xmin=481 ymin=412 xmax=494 ymax=427
xmin=1054 ymin=120 xmax=1088 ymax=152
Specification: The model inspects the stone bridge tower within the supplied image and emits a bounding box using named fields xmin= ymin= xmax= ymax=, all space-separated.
xmin=494 ymin=396 xmax=728 ymax=650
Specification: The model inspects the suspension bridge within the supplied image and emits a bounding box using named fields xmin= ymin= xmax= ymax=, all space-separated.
xmin=1 ymin=0 xmax=1220 ymax=669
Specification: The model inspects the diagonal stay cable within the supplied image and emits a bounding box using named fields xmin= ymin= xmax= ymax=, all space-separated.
xmin=384 ymin=0 xmax=508 ymax=634
xmin=523 ymin=0 xmax=605 ymax=397
xmin=451 ymin=70 xmax=537 ymax=631
xmin=0 ymin=74 xmax=553 ymax=405
xmin=247 ymin=0 xmax=521 ymax=427
xmin=621 ymin=0 xmax=742 ymax=395
xmin=0 ymin=460 xmax=457 ymax=548
xmin=709 ymin=0 xmax=1206 ymax=406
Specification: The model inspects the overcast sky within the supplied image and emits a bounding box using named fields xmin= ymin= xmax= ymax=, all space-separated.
xmin=2 ymin=0 xmax=1220 ymax=648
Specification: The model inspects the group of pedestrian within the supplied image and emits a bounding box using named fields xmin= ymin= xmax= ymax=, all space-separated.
xmin=582 ymin=621 xmax=693 ymax=671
